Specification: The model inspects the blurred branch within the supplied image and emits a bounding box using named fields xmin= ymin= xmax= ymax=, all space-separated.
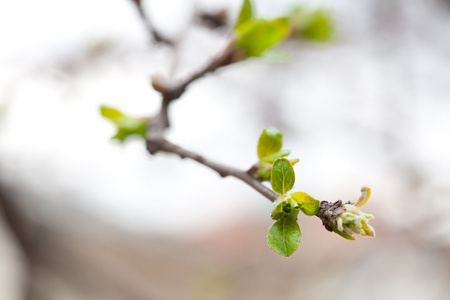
xmin=129 ymin=0 xmax=174 ymax=46
xmin=197 ymin=9 xmax=229 ymax=30
xmin=0 ymin=191 xmax=35 ymax=261
xmin=147 ymin=40 xmax=243 ymax=140
xmin=0 ymin=189 xmax=37 ymax=300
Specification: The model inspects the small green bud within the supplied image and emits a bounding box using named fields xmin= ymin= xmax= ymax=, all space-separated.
xmin=271 ymin=195 xmax=300 ymax=221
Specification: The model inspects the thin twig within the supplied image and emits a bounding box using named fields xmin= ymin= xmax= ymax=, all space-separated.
xmin=146 ymin=138 xmax=279 ymax=202
xmin=146 ymin=137 xmax=338 ymax=229
xmin=130 ymin=0 xmax=174 ymax=46
xmin=142 ymin=22 xmax=279 ymax=202
xmin=152 ymin=40 xmax=240 ymax=102
xmin=149 ymin=40 xmax=243 ymax=140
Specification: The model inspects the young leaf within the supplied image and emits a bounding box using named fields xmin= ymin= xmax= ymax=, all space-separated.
xmin=290 ymin=192 xmax=320 ymax=216
xmin=101 ymin=106 xmax=124 ymax=119
xmin=235 ymin=0 xmax=254 ymax=29
xmin=235 ymin=18 xmax=290 ymax=57
xmin=271 ymin=158 xmax=295 ymax=194
xmin=255 ymin=155 xmax=297 ymax=181
xmin=100 ymin=105 xmax=147 ymax=142
xmin=286 ymin=196 xmax=300 ymax=220
xmin=257 ymin=127 xmax=283 ymax=159
xmin=289 ymin=8 xmax=333 ymax=41
xmin=255 ymin=149 xmax=293 ymax=181
xmin=259 ymin=149 xmax=290 ymax=164
xmin=254 ymin=162 xmax=272 ymax=181
xmin=290 ymin=158 xmax=299 ymax=166
xmin=271 ymin=195 xmax=287 ymax=221
xmin=268 ymin=218 xmax=301 ymax=257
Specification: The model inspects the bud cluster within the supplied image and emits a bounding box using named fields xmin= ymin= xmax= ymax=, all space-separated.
xmin=317 ymin=187 xmax=375 ymax=240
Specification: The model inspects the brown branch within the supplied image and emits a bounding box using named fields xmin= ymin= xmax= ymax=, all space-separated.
xmin=148 ymin=40 xmax=244 ymax=141
xmin=145 ymin=137 xmax=340 ymax=231
xmin=130 ymin=0 xmax=174 ymax=46
xmin=0 ymin=188 xmax=38 ymax=300
xmin=151 ymin=40 xmax=242 ymax=101
xmin=146 ymin=138 xmax=279 ymax=202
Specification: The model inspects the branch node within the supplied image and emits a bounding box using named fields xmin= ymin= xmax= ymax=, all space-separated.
xmin=246 ymin=163 xmax=259 ymax=177
xmin=146 ymin=138 xmax=164 ymax=155
xmin=130 ymin=0 xmax=174 ymax=46
xmin=316 ymin=200 xmax=345 ymax=232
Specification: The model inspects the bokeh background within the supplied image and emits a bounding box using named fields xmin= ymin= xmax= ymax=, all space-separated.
xmin=1 ymin=0 xmax=450 ymax=299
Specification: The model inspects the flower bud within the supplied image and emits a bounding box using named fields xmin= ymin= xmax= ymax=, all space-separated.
xmin=332 ymin=187 xmax=375 ymax=238
xmin=335 ymin=204 xmax=375 ymax=237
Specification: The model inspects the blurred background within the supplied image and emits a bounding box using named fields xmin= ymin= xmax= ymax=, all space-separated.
xmin=1 ymin=0 xmax=450 ymax=299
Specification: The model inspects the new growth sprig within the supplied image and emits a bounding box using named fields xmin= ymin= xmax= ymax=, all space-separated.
xmin=251 ymin=127 xmax=374 ymax=256
xmin=99 ymin=0 xmax=375 ymax=258
xmin=316 ymin=187 xmax=375 ymax=240
xmin=267 ymin=158 xmax=318 ymax=257
xmin=249 ymin=127 xmax=298 ymax=181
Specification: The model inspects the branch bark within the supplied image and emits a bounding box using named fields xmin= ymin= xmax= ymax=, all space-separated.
xmin=0 ymin=189 xmax=38 ymax=300
xmin=143 ymin=36 xmax=277 ymax=201
xmin=146 ymin=138 xmax=279 ymax=202
xmin=148 ymin=41 xmax=243 ymax=138
xmin=129 ymin=0 xmax=174 ymax=46
xmin=146 ymin=137 xmax=340 ymax=231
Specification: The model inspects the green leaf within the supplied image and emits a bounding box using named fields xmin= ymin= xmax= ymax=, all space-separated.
xmin=235 ymin=0 xmax=254 ymax=29
xmin=259 ymin=150 xmax=290 ymax=164
xmin=289 ymin=7 xmax=333 ymax=41
xmin=255 ymin=149 xmax=297 ymax=181
xmin=235 ymin=18 xmax=290 ymax=57
xmin=101 ymin=106 xmax=124 ymax=120
xmin=290 ymin=192 xmax=320 ymax=216
xmin=255 ymin=153 xmax=295 ymax=181
xmin=271 ymin=195 xmax=287 ymax=221
xmin=254 ymin=162 xmax=272 ymax=181
xmin=268 ymin=218 xmax=301 ymax=257
xmin=100 ymin=105 xmax=147 ymax=142
xmin=290 ymin=158 xmax=299 ymax=166
xmin=271 ymin=158 xmax=295 ymax=194
xmin=286 ymin=196 xmax=300 ymax=220
xmin=257 ymin=127 xmax=283 ymax=159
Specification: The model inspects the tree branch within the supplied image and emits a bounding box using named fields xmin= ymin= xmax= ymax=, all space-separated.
xmin=146 ymin=137 xmax=341 ymax=233
xmin=129 ymin=0 xmax=174 ymax=46
xmin=146 ymin=138 xmax=279 ymax=202
xmin=148 ymin=40 xmax=243 ymax=141
xmin=143 ymin=33 xmax=345 ymax=230
xmin=0 ymin=188 xmax=38 ymax=300
xmin=142 ymin=15 xmax=342 ymax=232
